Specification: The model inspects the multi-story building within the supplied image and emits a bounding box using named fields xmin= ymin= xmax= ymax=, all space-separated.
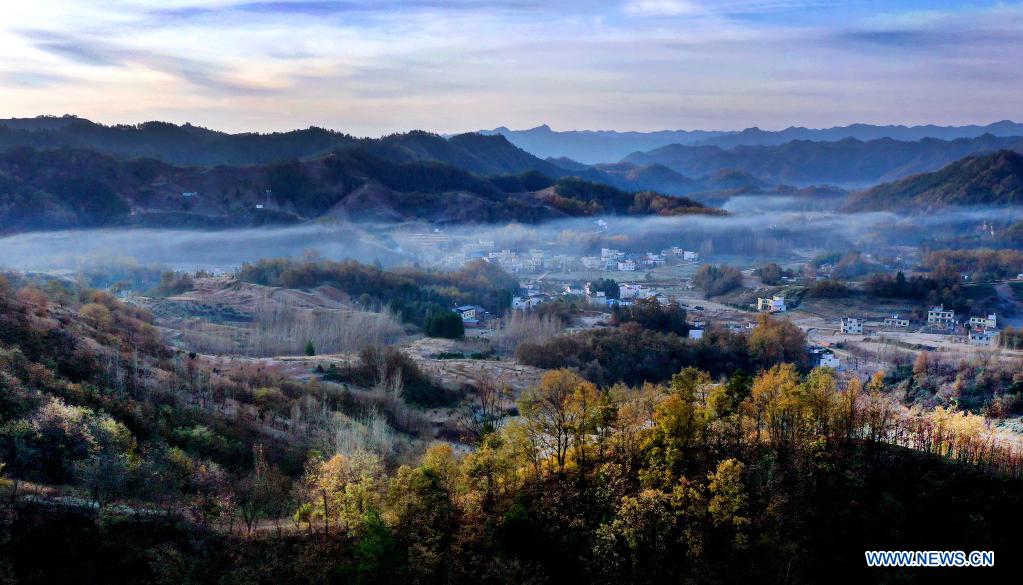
xmin=757 ymin=296 xmax=786 ymax=313
xmin=969 ymin=314 xmax=997 ymax=330
xmin=927 ymin=305 xmax=956 ymax=325
xmin=841 ymin=317 xmax=863 ymax=335
xmin=884 ymin=314 xmax=910 ymax=328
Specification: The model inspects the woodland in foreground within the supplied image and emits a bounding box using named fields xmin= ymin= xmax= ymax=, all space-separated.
xmin=1 ymin=274 xmax=1022 ymax=584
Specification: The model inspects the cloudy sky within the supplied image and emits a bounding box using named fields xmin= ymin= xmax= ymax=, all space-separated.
xmin=1 ymin=1 xmax=1021 ymax=136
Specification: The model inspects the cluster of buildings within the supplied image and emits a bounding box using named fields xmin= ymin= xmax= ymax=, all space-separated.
xmin=512 ymin=280 xmax=548 ymax=310
xmin=837 ymin=306 xmax=1001 ymax=347
xmin=432 ymin=236 xmax=702 ymax=275
xmin=925 ymin=305 xmax=998 ymax=345
xmin=577 ymin=247 xmax=699 ymax=273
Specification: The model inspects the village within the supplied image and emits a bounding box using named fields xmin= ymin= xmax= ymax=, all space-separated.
xmin=418 ymin=222 xmax=1023 ymax=378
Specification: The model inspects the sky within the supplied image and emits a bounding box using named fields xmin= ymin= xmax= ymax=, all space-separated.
xmin=1 ymin=0 xmax=1022 ymax=136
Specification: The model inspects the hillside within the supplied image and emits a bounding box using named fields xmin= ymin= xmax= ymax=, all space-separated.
xmin=0 ymin=116 xmax=356 ymax=166
xmin=844 ymin=150 xmax=1023 ymax=211
xmin=4 ymin=276 xmax=1022 ymax=583
xmin=0 ymin=147 xmax=722 ymax=233
xmin=624 ymin=134 xmax=1023 ymax=187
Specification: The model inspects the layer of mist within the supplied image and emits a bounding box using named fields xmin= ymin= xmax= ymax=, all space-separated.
xmin=0 ymin=199 xmax=1016 ymax=274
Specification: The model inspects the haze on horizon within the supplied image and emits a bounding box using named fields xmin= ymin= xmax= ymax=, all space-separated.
xmin=1 ymin=1 xmax=1021 ymax=137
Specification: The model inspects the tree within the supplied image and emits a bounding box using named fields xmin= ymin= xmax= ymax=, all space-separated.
xmin=187 ymin=461 xmax=229 ymax=531
xmin=707 ymin=458 xmax=749 ymax=549
xmin=594 ymin=489 xmax=677 ymax=583
xmin=305 ymin=340 xmax=316 ymax=356
xmin=756 ymin=263 xmax=783 ymax=285
xmin=387 ymin=455 xmax=457 ymax=582
xmin=591 ymin=278 xmax=621 ymax=300
xmin=74 ymin=451 xmax=131 ymax=511
xmin=302 ymin=451 xmax=384 ymax=534
xmin=692 ymin=265 xmax=743 ymax=297
xmin=611 ymin=297 xmax=689 ymax=336
xmin=645 ymin=369 xmax=711 ymax=483
xmin=748 ymin=314 xmax=808 ymax=370
xmin=746 ymin=363 xmax=800 ymax=446
xmin=236 ymin=445 xmax=289 ymax=535
xmin=518 ymin=369 xmax=599 ymax=474
xmin=424 ymin=312 xmax=465 ymax=339
xmin=459 ymin=377 xmax=512 ymax=443
xmin=353 ymin=509 xmax=405 ymax=584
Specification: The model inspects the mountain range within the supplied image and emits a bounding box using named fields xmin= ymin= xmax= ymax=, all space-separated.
xmin=622 ymin=134 xmax=1023 ymax=188
xmin=844 ymin=150 xmax=1023 ymax=212
xmin=0 ymin=143 xmax=718 ymax=234
xmin=486 ymin=121 xmax=1023 ymax=164
xmin=5 ymin=115 xmax=1023 ymax=230
xmin=0 ymin=116 xmax=782 ymax=200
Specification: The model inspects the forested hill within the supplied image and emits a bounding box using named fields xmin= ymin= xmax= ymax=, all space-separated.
xmin=0 ymin=116 xmax=355 ymax=166
xmin=0 ymin=146 xmax=721 ymax=233
xmin=844 ymin=150 xmax=1023 ymax=212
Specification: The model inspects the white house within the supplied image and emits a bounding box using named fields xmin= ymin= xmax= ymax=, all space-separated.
xmin=454 ymin=305 xmax=482 ymax=321
xmin=601 ymin=248 xmax=623 ymax=261
xmin=689 ymin=329 xmax=704 ymax=340
xmin=884 ymin=314 xmax=909 ymax=328
xmin=840 ymin=317 xmax=863 ymax=335
xmin=757 ymin=295 xmax=786 ymax=313
xmin=818 ymin=353 xmax=841 ymax=368
xmin=617 ymin=260 xmax=637 ymax=272
xmin=810 ymin=346 xmax=841 ymax=369
xmin=683 ymin=251 xmax=699 ymax=262
xmin=927 ymin=305 xmax=956 ymax=325
xmin=619 ymin=283 xmax=648 ymax=299
xmin=969 ymin=314 xmax=997 ymax=330
xmin=514 ymin=297 xmax=545 ymax=310
xmin=968 ymin=328 xmax=996 ymax=346
xmin=643 ymin=253 xmax=666 ymax=266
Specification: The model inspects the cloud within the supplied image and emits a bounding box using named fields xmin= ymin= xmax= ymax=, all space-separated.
xmin=623 ymin=0 xmax=834 ymax=17
xmin=21 ymin=30 xmax=280 ymax=95
xmin=0 ymin=1 xmax=1020 ymax=134
xmin=623 ymin=0 xmax=701 ymax=16
xmin=0 ymin=70 xmax=72 ymax=88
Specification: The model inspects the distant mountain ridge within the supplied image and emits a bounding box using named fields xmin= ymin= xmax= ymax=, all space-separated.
xmin=0 ymin=145 xmax=720 ymax=234
xmin=482 ymin=124 xmax=729 ymax=165
xmin=0 ymin=116 xmax=771 ymax=199
xmin=623 ymin=134 xmax=1023 ymax=188
xmin=844 ymin=150 xmax=1023 ymax=212
xmin=484 ymin=121 xmax=1023 ymax=163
